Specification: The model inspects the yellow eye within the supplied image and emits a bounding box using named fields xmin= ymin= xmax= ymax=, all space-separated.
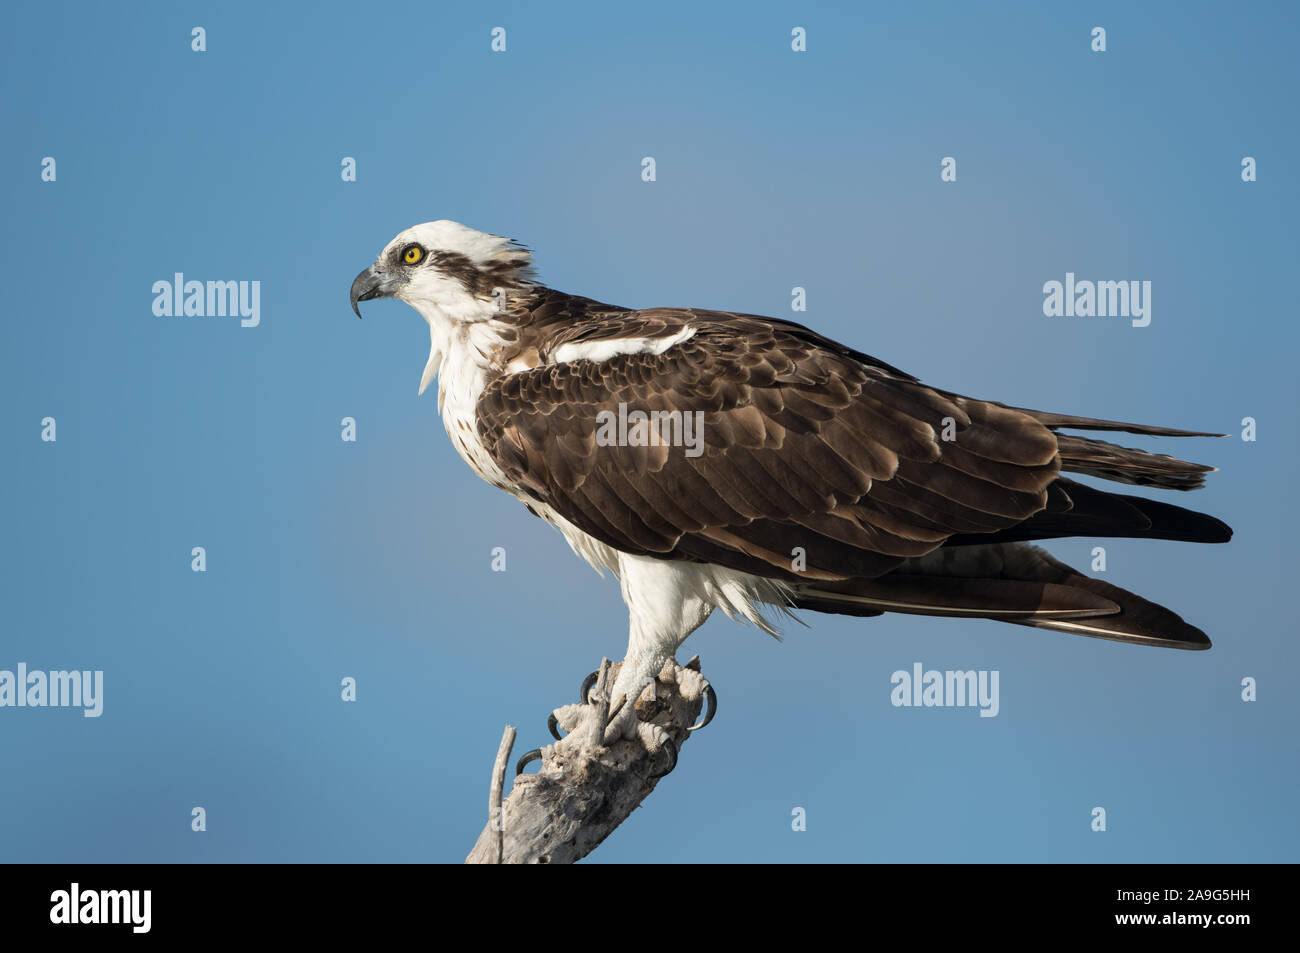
xmin=402 ymin=245 xmax=424 ymax=264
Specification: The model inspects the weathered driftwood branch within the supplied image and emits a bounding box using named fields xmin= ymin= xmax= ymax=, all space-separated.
xmin=466 ymin=656 xmax=711 ymax=864
xmin=486 ymin=725 xmax=516 ymax=864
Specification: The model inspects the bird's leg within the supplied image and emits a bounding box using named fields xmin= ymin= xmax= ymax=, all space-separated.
xmin=541 ymin=557 xmax=717 ymax=761
xmin=609 ymin=553 xmax=715 ymax=709
xmin=607 ymin=645 xmax=673 ymax=710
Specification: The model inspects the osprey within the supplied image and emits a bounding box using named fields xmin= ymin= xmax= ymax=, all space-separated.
xmin=350 ymin=221 xmax=1232 ymax=712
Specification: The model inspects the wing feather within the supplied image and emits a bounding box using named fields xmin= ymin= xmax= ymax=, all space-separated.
xmin=477 ymin=310 xmax=1062 ymax=577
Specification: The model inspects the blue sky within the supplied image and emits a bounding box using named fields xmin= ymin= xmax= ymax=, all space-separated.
xmin=1 ymin=1 xmax=1296 ymax=862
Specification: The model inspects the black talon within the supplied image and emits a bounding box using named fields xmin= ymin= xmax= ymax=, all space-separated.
xmin=516 ymin=748 xmax=542 ymax=776
xmin=648 ymin=737 xmax=677 ymax=780
xmin=547 ymin=713 xmax=564 ymax=741
xmin=580 ymin=671 xmax=598 ymax=703
xmin=688 ymin=684 xmax=717 ymax=732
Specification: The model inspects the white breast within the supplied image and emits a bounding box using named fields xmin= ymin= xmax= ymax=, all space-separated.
xmin=436 ymin=336 xmax=514 ymax=492
xmin=430 ymin=326 xmax=623 ymax=578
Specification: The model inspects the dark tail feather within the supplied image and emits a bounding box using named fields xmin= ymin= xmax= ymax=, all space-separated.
xmin=944 ymin=478 xmax=1233 ymax=547
xmin=1001 ymin=405 xmax=1224 ymax=438
xmin=1006 ymin=574 xmax=1211 ymax=649
xmin=1054 ymin=434 xmax=1216 ymax=490
xmin=790 ymin=543 xmax=1212 ymax=650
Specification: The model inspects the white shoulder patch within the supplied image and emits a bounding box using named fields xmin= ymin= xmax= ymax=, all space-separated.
xmin=551 ymin=326 xmax=696 ymax=365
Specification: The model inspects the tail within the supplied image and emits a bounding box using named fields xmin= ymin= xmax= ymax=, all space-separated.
xmin=945 ymin=477 xmax=1233 ymax=546
xmin=790 ymin=543 xmax=1213 ymax=649
xmin=1009 ymin=404 xmax=1222 ymax=491
xmin=945 ymin=406 xmax=1233 ymax=546
xmin=789 ymin=406 xmax=1230 ymax=649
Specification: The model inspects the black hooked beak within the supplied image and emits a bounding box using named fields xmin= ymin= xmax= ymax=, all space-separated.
xmin=350 ymin=264 xmax=394 ymax=319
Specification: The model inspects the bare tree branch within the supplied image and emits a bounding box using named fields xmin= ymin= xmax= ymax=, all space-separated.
xmin=486 ymin=725 xmax=516 ymax=864
xmin=466 ymin=657 xmax=711 ymax=864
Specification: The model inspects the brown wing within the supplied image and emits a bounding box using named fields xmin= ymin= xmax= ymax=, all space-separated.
xmin=477 ymin=310 xmax=1062 ymax=582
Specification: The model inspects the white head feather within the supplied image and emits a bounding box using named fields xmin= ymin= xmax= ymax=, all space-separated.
xmin=363 ymin=221 xmax=536 ymax=398
xmin=379 ymin=220 xmax=535 ymax=326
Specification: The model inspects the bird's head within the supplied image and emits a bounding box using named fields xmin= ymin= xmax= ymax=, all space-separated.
xmin=349 ymin=220 xmax=536 ymax=323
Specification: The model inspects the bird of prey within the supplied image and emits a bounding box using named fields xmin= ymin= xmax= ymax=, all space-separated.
xmin=351 ymin=221 xmax=1232 ymax=714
